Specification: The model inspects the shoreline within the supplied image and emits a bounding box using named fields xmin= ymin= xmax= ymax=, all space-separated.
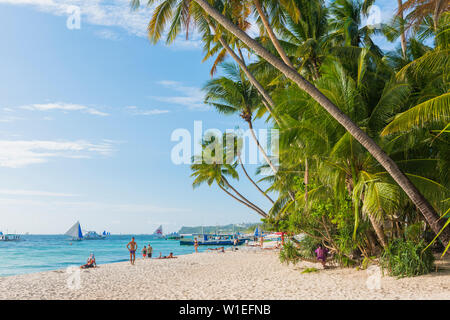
xmin=0 ymin=249 xmax=449 ymax=300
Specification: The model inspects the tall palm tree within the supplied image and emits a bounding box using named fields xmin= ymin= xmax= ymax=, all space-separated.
xmin=203 ymin=62 xmax=278 ymax=174
xmin=191 ymin=0 xmax=450 ymax=246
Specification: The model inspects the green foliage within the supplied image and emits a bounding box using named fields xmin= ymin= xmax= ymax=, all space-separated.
xmin=298 ymin=235 xmax=322 ymax=260
xmin=360 ymin=256 xmax=377 ymax=270
xmin=279 ymin=240 xmax=302 ymax=265
xmin=405 ymin=222 xmax=424 ymax=241
xmin=301 ymin=267 xmax=319 ymax=274
xmin=380 ymin=239 xmax=435 ymax=278
xmin=137 ymin=0 xmax=450 ymax=270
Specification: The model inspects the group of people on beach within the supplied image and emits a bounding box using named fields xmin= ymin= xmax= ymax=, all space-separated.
xmin=79 ymin=236 xmax=329 ymax=269
xmin=126 ymin=237 xmax=176 ymax=265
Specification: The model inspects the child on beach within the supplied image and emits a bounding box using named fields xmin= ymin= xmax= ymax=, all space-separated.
xmin=142 ymin=246 xmax=147 ymax=259
xmin=315 ymin=244 xmax=329 ymax=268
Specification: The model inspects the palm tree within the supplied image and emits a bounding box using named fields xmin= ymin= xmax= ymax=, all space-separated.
xmin=383 ymin=13 xmax=450 ymax=135
xmin=203 ymin=62 xmax=279 ymax=174
xmin=191 ymin=0 xmax=450 ymax=246
xmin=224 ymin=132 xmax=275 ymax=203
xmin=191 ymin=139 xmax=268 ymax=218
xmin=399 ymin=0 xmax=450 ymax=30
xmin=275 ymin=54 xmax=448 ymax=248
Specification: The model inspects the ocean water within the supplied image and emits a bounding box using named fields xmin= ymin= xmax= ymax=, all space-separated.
xmin=0 ymin=235 xmax=227 ymax=277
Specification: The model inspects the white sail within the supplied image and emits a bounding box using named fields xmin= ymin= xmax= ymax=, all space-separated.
xmin=153 ymin=225 xmax=163 ymax=236
xmin=65 ymin=221 xmax=82 ymax=238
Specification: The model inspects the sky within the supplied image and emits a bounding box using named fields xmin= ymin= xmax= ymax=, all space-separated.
xmin=0 ymin=0 xmax=399 ymax=234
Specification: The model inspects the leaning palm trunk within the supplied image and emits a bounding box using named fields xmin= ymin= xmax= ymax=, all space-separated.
xmin=397 ymin=0 xmax=407 ymax=58
xmin=253 ymin=0 xmax=294 ymax=68
xmin=221 ymin=176 xmax=268 ymax=217
xmin=247 ymin=119 xmax=278 ymax=174
xmin=218 ymin=183 xmax=267 ymax=218
xmin=304 ymin=158 xmax=309 ymax=203
xmin=239 ymin=156 xmax=275 ymax=204
xmin=193 ymin=0 xmax=450 ymax=246
xmin=207 ymin=19 xmax=280 ymax=124
xmin=368 ymin=215 xmax=387 ymax=248
xmin=433 ymin=0 xmax=445 ymax=30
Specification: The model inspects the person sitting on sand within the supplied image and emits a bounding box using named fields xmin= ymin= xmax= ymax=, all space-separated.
xmin=142 ymin=246 xmax=147 ymax=259
xmin=157 ymin=252 xmax=177 ymax=259
xmin=80 ymin=253 xmax=96 ymax=269
xmin=167 ymin=252 xmax=177 ymax=259
xmin=127 ymin=237 xmax=138 ymax=265
xmin=315 ymin=244 xmax=329 ymax=268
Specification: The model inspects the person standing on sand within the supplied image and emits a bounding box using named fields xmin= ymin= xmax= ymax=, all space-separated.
xmin=142 ymin=246 xmax=147 ymax=259
xmin=127 ymin=237 xmax=138 ymax=265
xmin=147 ymin=243 xmax=153 ymax=258
xmin=194 ymin=238 xmax=199 ymax=253
xmin=260 ymin=236 xmax=264 ymax=248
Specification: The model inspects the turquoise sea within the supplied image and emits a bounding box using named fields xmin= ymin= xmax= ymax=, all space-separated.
xmin=0 ymin=235 xmax=226 ymax=277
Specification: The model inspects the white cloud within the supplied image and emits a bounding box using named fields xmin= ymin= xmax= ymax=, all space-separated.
xmin=0 ymin=115 xmax=23 ymax=122
xmin=153 ymin=80 xmax=209 ymax=111
xmin=0 ymin=0 xmax=151 ymax=36
xmin=19 ymin=102 xmax=109 ymax=116
xmin=125 ymin=106 xmax=170 ymax=116
xmin=0 ymin=0 xmax=203 ymax=49
xmin=0 ymin=189 xmax=79 ymax=197
xmin=95 ymin=29 xmax=121 ymax=41
xmin=0 ymin=139 xmax=116 ymax=168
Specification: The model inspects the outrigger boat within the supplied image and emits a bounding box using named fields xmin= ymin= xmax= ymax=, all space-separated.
xmin=180 ymin=233 xmax=249 ymax=246
xmin=0 ymin=232 xmax=21 ymax=241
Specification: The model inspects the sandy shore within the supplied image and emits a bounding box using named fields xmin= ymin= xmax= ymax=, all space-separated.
xmin=0 ymin=249 xmax=449 ymax=300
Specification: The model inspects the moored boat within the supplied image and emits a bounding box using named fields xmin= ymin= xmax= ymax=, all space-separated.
xmin=180 ymin=233 xmax=249 ymax=246
xmin=0 ymin=232 xmax=21 ymax=241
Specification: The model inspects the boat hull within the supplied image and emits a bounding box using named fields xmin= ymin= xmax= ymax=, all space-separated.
xmin=0 ymin=234 xmax=21 ymax=241
xmin=180 ymin=239 xmax=248 ymax=246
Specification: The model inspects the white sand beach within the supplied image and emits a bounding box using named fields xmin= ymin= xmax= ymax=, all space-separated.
xmin=0 ymin=249 xmax=449 ymax=300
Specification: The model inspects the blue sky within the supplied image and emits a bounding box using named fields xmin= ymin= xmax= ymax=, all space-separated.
xmin=0 ymin=0 xmax=398 ymax=234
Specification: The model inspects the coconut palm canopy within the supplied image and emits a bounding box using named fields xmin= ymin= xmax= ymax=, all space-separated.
xmin=132 ymin=0 xmax=450 ymax=263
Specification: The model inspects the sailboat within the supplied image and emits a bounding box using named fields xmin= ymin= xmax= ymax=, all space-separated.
xmin=65 ymin=221 xmax=83 ymax=241
xmin=148 ymin=225 xmax=164 ymax=239
xmin=65 ymin=221 xmax=106 ymax=241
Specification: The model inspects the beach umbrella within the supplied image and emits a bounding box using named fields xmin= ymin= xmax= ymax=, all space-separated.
xmin=254 ymin=226 xmax=260 ymax=237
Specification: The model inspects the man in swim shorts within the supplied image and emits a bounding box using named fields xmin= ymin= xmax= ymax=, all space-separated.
xmin=127 ymin=237 xmax=138 ymax=265
xmin=147 ymin=243 xmax=153 ymax=258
